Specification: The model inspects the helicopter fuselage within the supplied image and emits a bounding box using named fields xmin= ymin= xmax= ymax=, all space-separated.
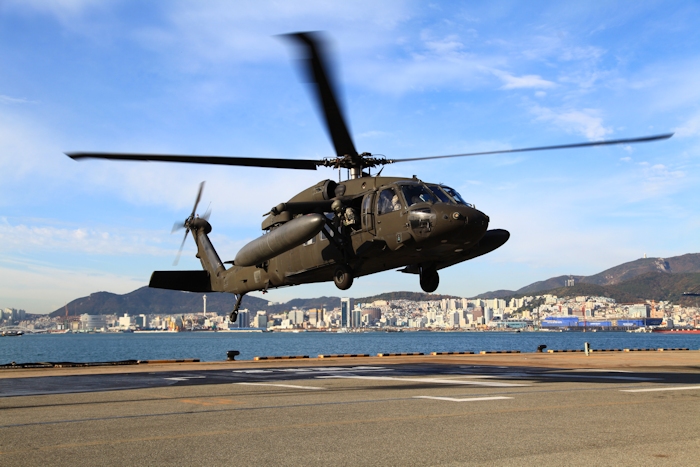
xmin=180 ymin=175 xmax=509 ymax=298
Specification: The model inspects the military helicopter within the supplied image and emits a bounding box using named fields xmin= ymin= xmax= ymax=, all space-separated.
xmin=67 ymin=32 xmax=672 ymax=322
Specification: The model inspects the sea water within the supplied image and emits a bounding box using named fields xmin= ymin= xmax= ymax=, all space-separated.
xmin=1 ymin=331 xmax=698 ymax=363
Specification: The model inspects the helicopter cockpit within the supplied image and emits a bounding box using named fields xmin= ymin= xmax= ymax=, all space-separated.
xmin=399 ymin=183 xmax=437 ymax=207
xmin=427 ymin=184 xmax=474 ymax=208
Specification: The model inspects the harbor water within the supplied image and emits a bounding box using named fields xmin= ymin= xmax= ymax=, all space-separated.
xmin=2 ymin=331 xmax=699 ymax=363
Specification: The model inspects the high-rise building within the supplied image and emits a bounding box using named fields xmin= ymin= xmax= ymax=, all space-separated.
xmin=237 ymin=310 xmax=250 ymax=328
xmin=361 ymin=307 xmax=381 ymax=325
xmin=289 ymin=310 xmax=304 ymax=324
xmin=79 ymin=313 xmax=107 ymax=331
xmin=253 ymin=312 xmax=267 ymax=328
xmin=308 ymin=309 xmax=324 ymax=327
xmin=351 ymin=308 xmax=362 ymax=328
xmin=629 ymin=304 xmax=650 ymax=318
xmin=340 ymin=298 xmax=351 ymax=327
xmin=484 ymin=307 xmax=494 ymax=324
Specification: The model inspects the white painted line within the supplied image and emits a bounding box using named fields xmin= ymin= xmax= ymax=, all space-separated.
xmin=620 ymin=385 xmax=700 ymax=393
xmin=544 ymin=374 xmax=659 ymax=381
xmin=236 ymin=382 xmax=325 ymax=390
xmin=413 ymin=396 xmax=513 ymax=402
xmin=317 ymin=375 xmax=527 ymax=387
xmin=164 ymin=376 xmax=206 ymax=381
xmin=232 ymin=370 xmax=273 ymax=374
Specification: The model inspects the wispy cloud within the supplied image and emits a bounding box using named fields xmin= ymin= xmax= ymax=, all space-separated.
xmin=530 ymin=104 xmax=612 ymax=140
xmin=493 ymin=70 xmax=556 ymax=90
xmin=0 ymin=219 xmax=172 ymax=257
xmin=675 ymin=111 xmax=700 ymax=137
xmin=0 ymin=94 xmax=36 ymax=105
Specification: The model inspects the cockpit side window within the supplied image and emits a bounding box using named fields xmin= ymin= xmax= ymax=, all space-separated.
xmin=427 ymin=184 xmax=452 ymax=203
xmin=400 ymin=184 xmax=437 ymax=207
xmin=377 ymin=188 xmax=401 ymax=215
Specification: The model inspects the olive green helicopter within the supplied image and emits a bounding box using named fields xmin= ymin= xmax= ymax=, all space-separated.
xmin=67 ymin=33 xmax=672 ymax=322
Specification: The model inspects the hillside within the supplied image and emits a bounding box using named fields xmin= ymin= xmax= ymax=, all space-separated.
xmin=505 ymin=272 xmax=700 ymax=304
xmin=51 ymin=253 xmax=700 ymax=316
xmin=51 ymin=288 xmax=460 ymax=317
xmin=476 ymin=253 xmax=700 ymax=298
xmin=50 ymin=288 xmax=270 ymax=318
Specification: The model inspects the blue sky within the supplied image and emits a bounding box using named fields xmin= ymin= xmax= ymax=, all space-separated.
xmin=1 ymin=1 xmax=699 ymax=314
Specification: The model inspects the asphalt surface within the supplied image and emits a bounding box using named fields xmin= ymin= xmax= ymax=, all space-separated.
xmin=1 ymin=354 xmax=699 ymax=466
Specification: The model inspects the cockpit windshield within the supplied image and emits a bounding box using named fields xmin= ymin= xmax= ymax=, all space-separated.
xmin=427 ymin=184 xmax=453 ymax=203
xmin=400 ymin=183 xmax=437 ymax=207
xmin=441 ymin=186 xmax=473 ymax=207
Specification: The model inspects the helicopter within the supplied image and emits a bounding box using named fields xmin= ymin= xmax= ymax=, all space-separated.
xmin=67 ymin=32 xmax=672 ymax=322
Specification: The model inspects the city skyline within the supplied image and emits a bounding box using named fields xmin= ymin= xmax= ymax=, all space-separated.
xmin=1 ymin=1 xmax=699 ymax=314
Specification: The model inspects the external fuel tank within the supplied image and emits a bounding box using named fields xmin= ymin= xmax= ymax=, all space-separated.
xmin=234 ymin=213 xmax=326 ymax=267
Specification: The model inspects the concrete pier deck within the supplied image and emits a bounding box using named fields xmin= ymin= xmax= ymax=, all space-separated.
xmin=1 ymin=352 xmax=699 ymax=466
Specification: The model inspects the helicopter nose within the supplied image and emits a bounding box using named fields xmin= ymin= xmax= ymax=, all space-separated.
xmin=430 ymin=204 xmax=489 ymax=240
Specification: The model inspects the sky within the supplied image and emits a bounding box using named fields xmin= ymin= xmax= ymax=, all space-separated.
xmin=1 ymin=0 xmax=699 ymax=314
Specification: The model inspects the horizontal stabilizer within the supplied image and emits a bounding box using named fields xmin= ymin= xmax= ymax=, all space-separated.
xmin=149 ymin=270 xmax=212 ymax=293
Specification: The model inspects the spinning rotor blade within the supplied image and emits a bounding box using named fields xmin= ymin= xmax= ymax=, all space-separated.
xmin=67 ymin=152 xmax=320 ymax=170
xmin=201 ymin=203 xmax=212 ymax=222
xmin=285 ymin=32 xmax=358 ymax=159
xmin=387 ymin=133 xmax=674 ymax=164
xmin=173 ymin=181 xmax=207 ymax=266
xmin=191 ymin=181 xmax=205 ymax=218
xmin=173 ymin=230 xmax=189 ymax=266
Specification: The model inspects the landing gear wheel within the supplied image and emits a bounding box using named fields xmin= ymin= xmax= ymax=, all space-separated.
xmin=229 ymin=293 xmax=244 ymax=323
xmin=420 ymin=267 xmax=439 ymax=293
xmin=333 ymin=265 xmax=354 ymax=290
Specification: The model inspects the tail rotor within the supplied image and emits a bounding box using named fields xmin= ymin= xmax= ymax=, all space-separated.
xmin=173 ymin=181 xmax=206 ymax=266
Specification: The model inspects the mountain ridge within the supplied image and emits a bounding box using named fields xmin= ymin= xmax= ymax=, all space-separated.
xmin=50 ymin=253 xmax=700 ymax=316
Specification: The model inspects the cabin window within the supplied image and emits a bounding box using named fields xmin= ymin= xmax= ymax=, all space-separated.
xmin=361 ymin=193 xmax=374 ymax=230
xmin=400 ymin=184 xmax=436 ymax=207
xmin=320 ymin=213 xmax=334 ymax=240
xmin=377 ymin=188 xmax=401 ymax=215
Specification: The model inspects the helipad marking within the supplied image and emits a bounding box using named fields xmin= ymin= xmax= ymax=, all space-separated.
xmin=164 ymin=376 xmax=206 ymax=381
xmin=317 ymin=375 xmax=527 ymax=387
xmin=544 ymin=374 xmax=659 ymax=381
xmin=413 ymin=396 xmax=513 ymax=402
xmin=232 ymin=366 xmax=392 ymax=375
xmin=620 ymin=385 xmax=700 ymax=393
xmin=236 ymin=382 xmax=325 ymax=390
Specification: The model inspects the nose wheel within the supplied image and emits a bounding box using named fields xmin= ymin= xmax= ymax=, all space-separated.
xmin=420 ymin=266 xmax=439 ymax=293
xmin=333 ymin=264 xmax=354 ymax=290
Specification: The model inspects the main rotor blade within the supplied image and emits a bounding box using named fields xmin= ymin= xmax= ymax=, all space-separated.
xmin=66 ymin=152 xmax=320 ymax=170
xmin=285 ymin=32 xmax=358 ymax=159
xmin=388 ymin=133 xmax=674 ymax=164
